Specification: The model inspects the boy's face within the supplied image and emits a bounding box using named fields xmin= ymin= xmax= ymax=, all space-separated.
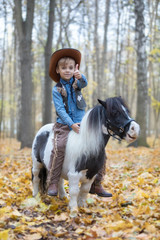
xmin=56 ymin=59 xmax=76 ymax=81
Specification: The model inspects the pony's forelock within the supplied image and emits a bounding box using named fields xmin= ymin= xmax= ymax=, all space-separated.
xmin=105 ymin=97 xmax=130 ymax=118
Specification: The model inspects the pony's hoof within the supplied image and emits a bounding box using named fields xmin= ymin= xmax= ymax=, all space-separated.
xmin=78 ymin=201 xmax=87 ymax=208
xmin=32 ymin=191 xmax=38 ymax=197
xmin=59 ymin=194 xmax=68 ymax=200
xmin=69 ymin=207 xmax=78 ymax=218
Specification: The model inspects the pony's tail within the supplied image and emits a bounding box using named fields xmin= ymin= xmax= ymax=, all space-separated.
xmin=39 ymin=167 xmax=47 ymax=194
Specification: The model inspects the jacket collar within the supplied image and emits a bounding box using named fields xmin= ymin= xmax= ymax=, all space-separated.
xmin=60 ymin=77 xmax=74 ymax=85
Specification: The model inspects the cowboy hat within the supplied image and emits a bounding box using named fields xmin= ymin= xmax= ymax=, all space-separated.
xmin=49 ymin=48 xmax=81 ymax=82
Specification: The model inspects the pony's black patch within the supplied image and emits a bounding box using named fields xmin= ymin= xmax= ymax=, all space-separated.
xmin=75 ymin=148 xmax=106 ymax=179
xmin=39 ymin=167 xmax=47 ymax=193
xmin=34 ymin=131 xmax=50 ymax=163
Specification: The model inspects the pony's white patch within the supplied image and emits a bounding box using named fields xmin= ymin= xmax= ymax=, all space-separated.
xmin=32 ymin=160 xmax=42 ymax=197
xmin=58 ymin=178 xmax=67 ymax=199
xmin=125 ymin=121 xmax=140 ymax=143
xmin=67 ymin=169 xmax=94 ymax=214
xmin=122 ymin=105 xmax=140 ymax=143
xmin=43 ymin=131 xmax=54 ymax=169
xmin=122 ymin=105 xmax=131 ymax=120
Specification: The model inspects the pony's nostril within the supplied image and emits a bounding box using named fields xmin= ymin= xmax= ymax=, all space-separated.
xmin=131 ymin=126 xmax=134 ymax=131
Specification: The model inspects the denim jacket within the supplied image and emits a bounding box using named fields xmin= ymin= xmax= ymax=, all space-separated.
xmin=52 ymin=74 xmax=87 ymax=127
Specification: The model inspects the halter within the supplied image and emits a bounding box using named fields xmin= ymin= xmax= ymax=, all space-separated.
xmin=106 ymin=118 xmax=134 ymax=141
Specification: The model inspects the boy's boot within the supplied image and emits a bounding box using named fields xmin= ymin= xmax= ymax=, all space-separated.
xmin=89 ymin=181 xmax=112 ymax=197
xmin=48 ymin=183 xmax=58 ymax=196
xmin=89 ymin=162 xmax=112 ymax=197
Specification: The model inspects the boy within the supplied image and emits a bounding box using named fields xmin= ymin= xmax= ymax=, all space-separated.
xmin=47 ymin=48 xmax=112 ymax=198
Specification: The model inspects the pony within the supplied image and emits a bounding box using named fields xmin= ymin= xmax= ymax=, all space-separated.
xmin=32 ymin=97 xmax=140 ymax=215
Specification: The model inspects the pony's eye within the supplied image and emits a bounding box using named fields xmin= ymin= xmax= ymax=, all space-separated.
xmin=119 ymin=127 xmax=124 ymax=133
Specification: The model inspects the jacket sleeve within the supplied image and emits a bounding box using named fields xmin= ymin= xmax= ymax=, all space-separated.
xmin=77 ymin=74 xmax=88 ymax=89
xmin=52 ymin=87 xmax=74 ymax=127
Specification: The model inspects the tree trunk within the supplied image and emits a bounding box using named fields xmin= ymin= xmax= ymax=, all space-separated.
xmin=43 ymin=0 xmax=55 ymax=125
xmin=9 ymin=49 xmax=15 ymax=138
xmin=92 ymin=0 xmax=99 ymax=105
xmin=147 ymin=0 xmax=159 ymax=138
xmin=56 ymin=0 xmax=63 ymax=49
xmin=134 ymin=0 xmax=148 ymax=146
xmin=0 ymin=0 xmax=7 ymax=137
xmin=14 ymin=0 xmax=35 ymax=148
xmin=101 ymin=0 xmax=110 ymax=99
xmin=115 ymin=0 xmax=121 ymax=96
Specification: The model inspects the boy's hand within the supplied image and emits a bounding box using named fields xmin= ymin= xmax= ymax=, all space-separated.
xmin=71 ymin=123 xmax=80 ymax=134
xmin=74 ymin=64 xmax=82 ymax=79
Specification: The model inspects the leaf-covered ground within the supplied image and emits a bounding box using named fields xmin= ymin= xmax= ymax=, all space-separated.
xmin=0 ymin=138 xmax=160 ymax=240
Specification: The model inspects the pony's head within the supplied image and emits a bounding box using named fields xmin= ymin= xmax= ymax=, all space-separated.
xmin=98 ymin=97 xmax=140 ymax=143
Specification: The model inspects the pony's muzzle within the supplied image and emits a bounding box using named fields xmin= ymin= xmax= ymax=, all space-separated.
xmin=126 ymin=121 xmax=140 ymax=142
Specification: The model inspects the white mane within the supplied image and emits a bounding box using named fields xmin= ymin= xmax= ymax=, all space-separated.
xmin=65 ymin=108 xmax=104 ymax=168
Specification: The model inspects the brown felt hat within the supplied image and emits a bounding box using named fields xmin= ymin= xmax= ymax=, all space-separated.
xmin=49 ymin=48 xmax=81 ymax=82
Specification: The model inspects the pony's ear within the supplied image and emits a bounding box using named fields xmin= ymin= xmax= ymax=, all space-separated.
xmin=98 ymin=99 xmax=106 ymax=108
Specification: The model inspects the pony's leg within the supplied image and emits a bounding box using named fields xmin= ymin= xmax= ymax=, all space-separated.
xmin=78 ymin=180 xmax=93 ymax=208
xmin=68 ymin=172 xmax=80 ymax=215
xmin=58 ymin=178 xmax=67 ymax=199
xmin=32 ymin=160 xmax=42 ymax=197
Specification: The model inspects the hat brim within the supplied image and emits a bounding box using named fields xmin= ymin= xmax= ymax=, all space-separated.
xmin=49 ymin=48 xmax=81 ymax=82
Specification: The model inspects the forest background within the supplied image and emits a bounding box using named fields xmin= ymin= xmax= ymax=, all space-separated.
xmin=0 ymin=0 xmax=160 ymax=148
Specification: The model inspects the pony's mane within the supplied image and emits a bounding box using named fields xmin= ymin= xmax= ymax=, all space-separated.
xmin=79 ymin=106 xmax=105 ymax=156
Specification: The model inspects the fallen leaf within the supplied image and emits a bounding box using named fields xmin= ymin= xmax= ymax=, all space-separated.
xmin=0 ymin=230 xmax=9 ymax=240
xmin=24 ymin=233 xmax=42 ymax=240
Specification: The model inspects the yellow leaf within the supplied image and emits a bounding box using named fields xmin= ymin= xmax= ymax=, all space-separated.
xmin=151 ymin=187 xmax=160 ymax=197
xmin=0 ymin=230 xmax=9 ymax=240
xmin=139 ymin=172 xmax=153 ymax=179
xmin=90 ymin=226 xmax=106 ymax=237
xmin=0 ymin=199 xmax=5 ymax=206
xmin=144 ymin=222 xmax=157 ymax=233
xmin=75 ymin=228 xmax=84 ymax=234
xmin=155 ymin=220 xmax=160 ymax=229
xmin=53 ymin=213 xmax=68 ymax=221
xmin=137 ymin=177 xmax=145 ymax=185
xmin=14 ymin=225 xmax=26 ymax=233
xmin=20 ymin=196 xmax=40 ymax=209
xmin=0 ymin=206 xmax=11 ymax=217
xmin=141 ymin=191 xmax=149 ymax=199
xmin=54 ymin=232 xmax=67 ymax=237
xmin=152 ymin=178 xmax=158 ymax=184
xmin=48 ymin=204 xmax=59 ymax=211
xmin=134 ymin=189 xmax=150 ymax=200
xmin=83 ymin=217 xmax=94 ymax=225
xmin=132 ymin=205 xmax=151 ymax=217
xmin=24 ymin=233 xmax=42 ymax=240
xmin=105 ymin=220 xmax=133 ymax=234
xmin=10 ymin=210 xmax=22 ymax=220
xmin=38 ymin=202 xmax=49 ymax=213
